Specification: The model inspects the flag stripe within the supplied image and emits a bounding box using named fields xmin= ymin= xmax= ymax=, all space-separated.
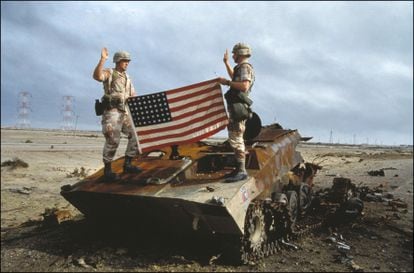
xmin=137 ymin=102 xmax=225 ymax=133
xmin=168 ymin=82 xmax=219 ymax=98
xmin=139 ymin=104 xmax=226 ymax=135
xmin=170 ymin=102 xmax=226 ymax=125
xmin=168 ymin=85 xmax=219 ymax=104
xmin=139 ymin=115 xmax=228 ymax=144
xmin=140 ymin=120 xmax=228 ymax=151
xmin=139 ymin=110 xmax=228 ymax=139
xmin=164 ymin=79 xmax=219 ymax=96
xmin=169 ymin=91 xmax=222 ymax=112
xmin=171 ymin=98 xmax=224 ymax=117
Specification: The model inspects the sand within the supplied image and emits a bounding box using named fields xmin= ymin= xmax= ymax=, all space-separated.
xmin=1 ymin=128 xmax=413 ymax=272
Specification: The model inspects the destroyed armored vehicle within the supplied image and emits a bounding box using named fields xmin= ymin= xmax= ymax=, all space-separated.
xmin=61 ymin=123 xmax=331 ymax=263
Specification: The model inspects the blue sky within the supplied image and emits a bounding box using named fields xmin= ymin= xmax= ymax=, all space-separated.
xmin=1 ymin=1 xmax=413 ymax=145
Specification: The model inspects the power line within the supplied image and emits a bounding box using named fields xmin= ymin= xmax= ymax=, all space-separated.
xmin=61 ymin=96 xmax=76 ymax=131
xmin=17 ymin=91 xmax=32 ymax=129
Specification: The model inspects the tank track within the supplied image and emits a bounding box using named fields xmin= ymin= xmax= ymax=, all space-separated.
xmin=239 ymin=199 xmax=324 ymax=264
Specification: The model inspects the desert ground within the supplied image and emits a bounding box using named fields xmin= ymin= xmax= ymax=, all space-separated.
xmin=1 ymin=128 xmax=413 ymax=272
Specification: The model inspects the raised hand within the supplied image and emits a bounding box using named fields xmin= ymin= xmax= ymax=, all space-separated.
xmin=223 ymin=49 xmax=229 ymax=63
xmin=101 ymin=47 xmax=109 ymax=60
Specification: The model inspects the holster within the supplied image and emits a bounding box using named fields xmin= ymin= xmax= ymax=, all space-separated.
xmin=95 ymin=99 xmax=104 ymax=116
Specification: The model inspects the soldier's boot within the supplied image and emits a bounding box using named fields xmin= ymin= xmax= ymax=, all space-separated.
xmin=223 ymin=166 xmax=240 ymax=179
xmin=104 ymin=162 xmax=119 ymax=181
xmin=225 ymin=159 xmax=248 ymax=182
xmin=123 ymin=156 xmax=142 ymax=174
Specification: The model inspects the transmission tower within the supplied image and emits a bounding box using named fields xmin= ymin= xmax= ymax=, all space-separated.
xmin=61 ymin=96 xmax=76 ymax=131
xmin=17 ymin=91 xmax=32 ymax=129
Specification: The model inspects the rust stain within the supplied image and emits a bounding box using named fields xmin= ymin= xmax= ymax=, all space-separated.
xmin=61 ymin=125 xmax=308 ymax=236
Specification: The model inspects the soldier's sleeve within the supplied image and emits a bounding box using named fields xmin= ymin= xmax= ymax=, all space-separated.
xmin=239 ymin=64 xmax=253 ymax=83
xmin=101 ymin=69 xmax=111 ymax=82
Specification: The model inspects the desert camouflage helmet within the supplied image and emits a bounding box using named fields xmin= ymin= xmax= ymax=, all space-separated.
xmin=232 ymin=42 xmax=251 ymax=57
xmin=113 ymin=51 xmax=131 ymax=63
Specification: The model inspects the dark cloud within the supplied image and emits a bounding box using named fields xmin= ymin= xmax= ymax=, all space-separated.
xmin=1 ymin=2 xmax=412 ymax=144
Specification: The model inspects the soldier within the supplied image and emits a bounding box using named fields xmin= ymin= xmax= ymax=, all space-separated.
xmin=218 ymin=42 xmax=255 ymax=182
xmin=93 ymin=47 xmax=142 ymax=180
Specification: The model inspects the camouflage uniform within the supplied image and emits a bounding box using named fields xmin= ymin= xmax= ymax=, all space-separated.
xmin=101 ymin=69 xmax=138 ymax=163
xmin=228 ymin=61 xmax=255 ymax=162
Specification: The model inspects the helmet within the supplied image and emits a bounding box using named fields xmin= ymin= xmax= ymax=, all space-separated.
xmin=232 ymin=42 xmax=251 ymax=57
xmin=113 ymin=51 xmax=131 ymax=63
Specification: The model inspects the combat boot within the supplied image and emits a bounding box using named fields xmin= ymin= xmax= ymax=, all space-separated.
xmin=225 ymin=171 xmax=248 ymax=182
xmin=123 ymin=156 xmax=142 ymax=174
xmin=225 ymin=159 xmax=248 ymax=182
xmin=104 ymin=162 xmax=119 ymax=181
xmin=223 ymin=167 xmax=240 ymax=179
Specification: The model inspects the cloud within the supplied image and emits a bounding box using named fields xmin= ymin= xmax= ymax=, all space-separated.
xmin=1 ymin=1 xmax=412 ymax=144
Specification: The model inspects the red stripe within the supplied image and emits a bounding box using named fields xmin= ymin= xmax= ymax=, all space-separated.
xmin=138 ymin=108 xmax=226 ymax=136
xmin=167 ymin=86 xmax=220 ymax=104
xmin=169 ymin=92 xmax=222 ymax=113
xmin=141 ymin=123 xmax=227 ymax=153
xmin=139 ymin=116 xmax=228 ymax=144
xmin=164 ymin=78 xmax=220 ymax=95
xmin=172 ymin=101 xmax=225 ymax=122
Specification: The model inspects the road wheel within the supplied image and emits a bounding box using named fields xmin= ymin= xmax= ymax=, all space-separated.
xmin=241 ymin=201 xmax=268 ymax=261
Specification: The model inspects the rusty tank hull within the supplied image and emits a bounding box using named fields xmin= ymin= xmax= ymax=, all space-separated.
xmin=61 ymin=124 xmax=305 ymax=236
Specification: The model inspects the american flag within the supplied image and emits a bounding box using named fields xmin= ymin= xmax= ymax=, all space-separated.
xmin=126 ymin=78 xmax=228 ymax=153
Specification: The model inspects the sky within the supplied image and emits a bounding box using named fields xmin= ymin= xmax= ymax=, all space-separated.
xmin=1 ymin=1 xmax=413 ymax=145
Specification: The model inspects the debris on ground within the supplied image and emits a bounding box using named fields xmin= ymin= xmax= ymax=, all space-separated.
xmin=280 ymin=239 xmax=299 ymax=250
xmin=74 ymin=257 xmax=94 ymax=269
xmin=41 ymin=207 xmax=73 ymax=225
xmin=8 ymin=186 xmax=35 ymax=195
xmin=367 ymin=169 xmax=385 ymax=176
xmin=1 ymin=157 xmax=29 ymax=169
xmin=66 ymin=167 xmax=88 ymax=178
xmin=208 ymin=254 xmax=222 ymax=265
xmin=388 ymin=199 xmax=408 ymax=209
xmin=329 ymin=233 xmax=364 ymax=272
xmin=356 ymin=185 xmax=408 ymax=209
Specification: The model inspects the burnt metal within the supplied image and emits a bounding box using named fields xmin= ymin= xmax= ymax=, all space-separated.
xmin=61 ymin=123 xmax=358 ymax=264
xmin=328 ymin=177 xmax=356 ymax=203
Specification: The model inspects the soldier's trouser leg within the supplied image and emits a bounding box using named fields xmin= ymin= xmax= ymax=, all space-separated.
xmin=228 ymin=119 xmax=247 ymax=166
xmin=102 ymin=110 xmax=122 ymax=164
xmin=101 ymin=110 xmax=123 ymax=180
xmin=227 ymin=119 xmax=248 ymax=182
xmin=121 ymin=114 xmax=141 ymax=173
xmin=121 ymin=113 xmax=139 ymax=158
